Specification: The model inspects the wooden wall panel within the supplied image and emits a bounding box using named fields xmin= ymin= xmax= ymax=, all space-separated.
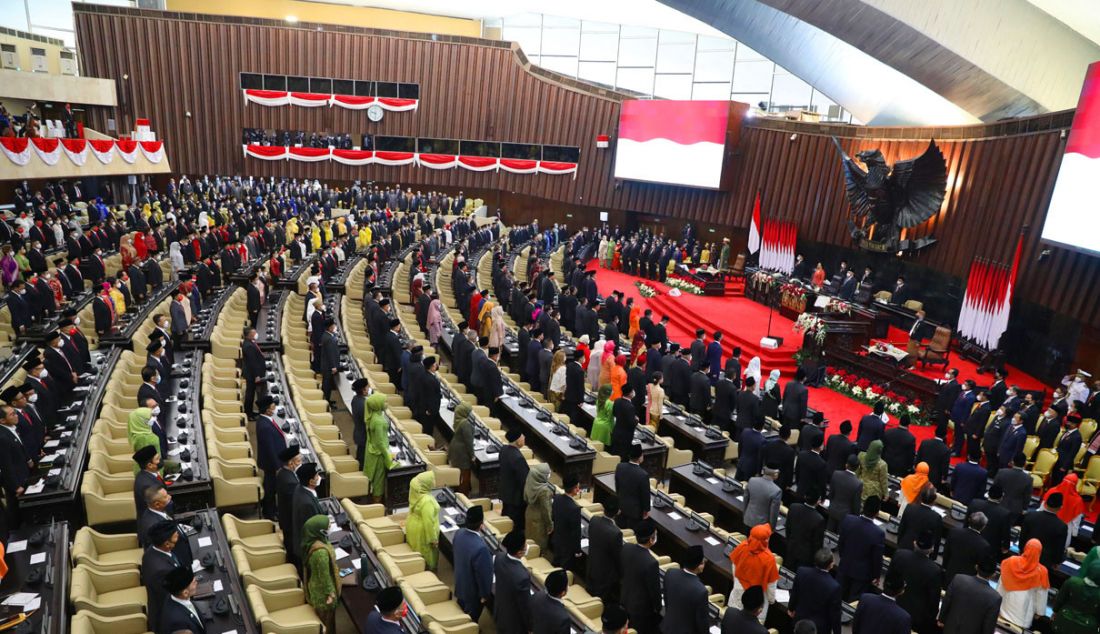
xmin=73 ymin=5 xmax=1098 ymax=328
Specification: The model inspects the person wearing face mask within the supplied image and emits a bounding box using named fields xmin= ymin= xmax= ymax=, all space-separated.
xmin=366 ymin=586 xmax=407 ymax=633
xmin=290 ymin=462 xmax=325 ymax=563
xmin=43 ymin=330 xmax=78 ymax=394
xmin=169 ymin=286 xmax=189 ymax=347
xmin=31 ymin=271 xmax=55 ymax=316
xmin=132 ymin=445 xmax=162 ymax=516
xmin=22 ymin=356 xmax=57 ymax=426
xmin=1 ymin=385 xmax=43 ymax=461
xmin=60 ymin=310 xmax=91 ymax=372
xmin=92 ymin=283 xmax=116 ymax=336
xmin=300 ymin=513 xmax=340 ymax=634
xmin=145 ymin=341 xmax=171 ymax=397
xmin=87 ymin=247 xmax=106 ymax=287
xmin=15 ymin=383 xmax=47 ymax=457
xmin=983 ymin=406 xmax=1011 ymax=478
xmin=157 ymin=566 xmax=206 ymax=634
xmin=1036 ymin=407 xmax=1062 ymax=450
xmin=137 ymin=483 xmax=192 ymax=566
xmin=5 ymin=279 xmax=30 ymax=334
xmin=130 ymin=397 xmax=167 ymax=464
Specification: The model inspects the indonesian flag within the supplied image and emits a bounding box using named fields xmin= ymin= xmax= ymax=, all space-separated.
xmin=748 ymin=191 xmax=762 ymax=254
xmin=614 ymin=100 xmax=728 ymax=188
xmin=1043 ymin=61 xmax=1100 ymax=250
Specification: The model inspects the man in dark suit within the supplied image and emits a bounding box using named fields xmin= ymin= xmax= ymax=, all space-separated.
xmin=836 ymin=496 xmax=885 ymax=600
xmin=916 ymin=425 xmax=952 ymax=491
xmin=997 ymin=413 xmax=1028 ymax=471
xmin=5 ymin=280 xmax=31 ymax=334
xmin=611 ymin=385 xmax=639 ymax=460
xmin=781 ymin=368 xmax=809 ymax=427
xmin=136 ymin=484 xmax=193 ymax=569
xmin=563 ymin=351 xmax=586 ymax=428
xmin=668 ymin=348 xmax=692 ymax=406
xmin=712 ymin=371 xmax=738 ymax=433
xmin=1051 ymin=415 xmax=1083 ymax=485
xmin=141 ymin=520 xmax=186 ymax=630
xmin=615 ymin=444 xmax=650 ymax=529
xmin=254 ymin=395 xmax=287 ymax=519
xmin=855 ymin=402 xmax=885 ymax=451
xmin=882 ymin=415 xmax=916 ymax=477
xmin=962 ymin=389 xmax=992 ymax=457
xmin=897 ymin=486 xmax=944 ymax=557
xmin=550 ymin=475 xmax=583 ymax=570
xmin=937 ymin=559 xmax=1002 ymax=634
xmin=827 ymin=454 xmax=864 ymax=533
xmin=246 ymin=271 xmax=262 ymax=327
xmin=690 ymin=329 xmax=707 ymax=371
xmin=688 ymin=368 xmax=712 ymax=422
xmin=499 ymin=429 xmax=529 ymax=529
xmin=761 ymin=427 xmax=797 ymax=491
xmin=950 ymin=380 xmax=977 ymax=455
xmin=722 ymin=585 xmax=767 ymax=634
xmin=888 ymin=531 xmax=943 ymax=634
xmin=242 ymin=327 xmax=267 ymax=420
xmin=735 ymin=418 xmax=766 ymax=481
xmin=706 ymin=332 xmax=723 ymax=383
xmin=454 ymin=507 xmax=494 ymax=623
xmin=987 ymin=369 xmax=1008 ymax=409
xmin=795 ymin=436 xmax=828 ymax=504
xmin=621 ymin=519 xmax=662 ymax=634
xmin=824 ymin=419 xmax=855 ymax=477
xmin=1019 ymin=493 xmax=1068 ymax=572
xmin=852 ymin=573 xmax=911 ymax=634
xmin=530 ymin=570 xmax=573 ymax=634
xmin=289 ymin=462 xmax=324 ymax=562
xmin=992 ymin=452 xmax=1034 ymax=521
xmin=785 ymin=491 xmax=826 ymax=572
xmin=274 ymin=446 xmax=302 ymax=560
xmin=968 ymin=484 xmax=1014 ymax=555
xmin=788 ymin=548 xmax=842 ymax=634
xmin=724 ymin=347 xmax=743 ymax=390
xmin=734 ymin=377 xmax=763 ymax=439
xmin=586 ymin=498 xmax=623 ymax=602
xmin=1036 ymin=407 xmax=1062 ymax=449
xmin=950 ymin=447 xmax=988 ymax=506
xmin=933 ymin=369 xmax=962 ymax=429
xmin=943 ymin=511 xmax=994 ymax=584
xmin=132 ymin=445 xmax=162 ymax=517
xmin=43 ymin=331 xmax=78 ymax=395
xmin=493 ymin=529 xmax=533 ymax=633
xmin=0 ymin=405 xmax=32 ymax=529
xmin=157 ymin=566 xmax=206 ymax=634
xmin=661 ymin=546 xmax=709 ymax=634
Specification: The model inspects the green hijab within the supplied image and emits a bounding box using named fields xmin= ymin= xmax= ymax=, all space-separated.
xmin=453 ymin=402 xmax=472 ymax=432
xmin=127 ymin=407 xmax=159 ymax=464
xmin=408 ymin=470 xmax=436 ymax=511
xmin=1085 ymin=561 xmax=1100 ymax=586
xmin=300 ymin=514 xmax=331 ymax=557
xmin=523 ymin=463 xmax=553 ymax=505
xmin=862 ymin=439 xmax=883 ymax=470
xmin=596 ymin=384 xmax=613 ymax=409
xmin=366 ymin=392 xmax=388 ymax=415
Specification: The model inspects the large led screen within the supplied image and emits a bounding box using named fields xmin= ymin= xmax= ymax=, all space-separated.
xmin=1042 ymin=61 xmax=1100 ymax=256
xmin=613 ymin=100 xmax=730 ymax=188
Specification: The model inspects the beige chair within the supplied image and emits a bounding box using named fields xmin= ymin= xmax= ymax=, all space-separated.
xmin=246 ymin=585 xmax=323 ymax=634
xmin=82 ymin=472 xmax=138 ymax=526
xmin=231 ymin=544 xmax=300 ymax=590
xmin=210 ymin=459 xmax=263 ymax=509
xmin=222 ymin=515 xmax=285 ymax=552
xmin=70 ymin=610 xmax=153 ymax=634
xmin=71 ymin=528 xmax=143 ymax=572
xmin=70 ymin=565 xmax=148 ymax=618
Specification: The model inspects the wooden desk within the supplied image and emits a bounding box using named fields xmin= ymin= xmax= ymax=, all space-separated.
xmin=655 ymin=403 xmax=729 ymax=466
xmin=160 ymin=348 xmax=213 ymax=511
xmin=176 ymin=507 xmax=259 ymax=634
xmin=0 ymin=521 xmax=69 ymax=634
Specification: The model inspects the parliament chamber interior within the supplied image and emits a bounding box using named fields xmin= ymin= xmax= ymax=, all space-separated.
xmin=0 ymin=1 xmax=1098 ymax=633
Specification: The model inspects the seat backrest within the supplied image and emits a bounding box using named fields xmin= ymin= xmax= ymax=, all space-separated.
xmin=1033 ymin=448 xmax=1058 ymax=472
xmin=930 ymin=326 xmax=951 ymax=349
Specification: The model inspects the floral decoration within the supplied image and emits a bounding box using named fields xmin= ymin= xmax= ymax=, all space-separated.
xmin=824 ymin=366 xmax=931 ymax=425
xmin=634 ymin=280 xmax=659 ymax=298
xmin=793 ymin=312 xmax=827 ymax=345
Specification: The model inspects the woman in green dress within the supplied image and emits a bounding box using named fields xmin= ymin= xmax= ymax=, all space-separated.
xmin=590 ymin=384 xmax=614 ymax=447
xmin=446 ymin=402 xmax=475 ymax=495
xmin=855 ymin=439 xmax=889 ymax=502
xmin=405 ymin=471 xmax=440 ymax=570
xmin=1052 ymin=561 xmax=1100 ymax=634
xmin=524 ymin=463 xmax=555 ymax=552
xmin=301 ymin=514 xmax=340 ymax=634
xmin=361 ymin=393 xmax=391 ymax=502
xmin=127 ymin=407 xmax=160 ymax=474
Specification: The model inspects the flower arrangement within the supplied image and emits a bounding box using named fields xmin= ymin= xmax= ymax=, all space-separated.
xmin=793 ymin=313 xmax=827 ymax=345
xmin=634 ymin=280 xmax=659 ymax=298
xmin=751 ymin=270 xmax=779 ymax=290
xmin=667 ymin=276 xmax=704 ymax=295
xmin=824 ymin=367 xmax=931 ymax=425
xmin=780 ymin=282 xmax=807 ymax=298
xmin=826 ymin=299 xmax=851 ymax=314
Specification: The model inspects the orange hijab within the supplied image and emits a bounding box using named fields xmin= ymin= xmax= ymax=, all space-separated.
xmin=730 ymin=524 xmax=779 ymax=589
xmin=900 ymin=462 xmax=930 ymax=503
xmin=1043 ymin=473 xmax=1086 ymax=524
xmin=1000 ymin=539 xmax=1050 ymax=592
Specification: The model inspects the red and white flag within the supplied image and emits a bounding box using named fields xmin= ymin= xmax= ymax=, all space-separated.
xmin=1043 ymin=61 xmax=1100 ymax=250
xmin=748 ymin=191 xmax=762 ymax=255
xmin=613 ymin=100 xmax=728 ymax=188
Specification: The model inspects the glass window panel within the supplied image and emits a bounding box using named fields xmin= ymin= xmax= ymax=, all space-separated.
xmin=354 ymin=80 xmax=374 ymax=97
xmin=697 ymin=35 xmax=735 ymax=52
xmin=502 ymin=13 xmax=542 ymax=27
xmin=398 ymin=83 xmax=420 ymax=99
xmin=694 ymin=50 xmax=734 ymax=82
xmin=264 ymin=75 xmax=287 ymax=91
xmin=332 ymin=79 xmax=354 ymax=96
xmin=28 ymin=0 xmax=74 ymax=31
xmin=376 ymin=82 xmax=398 ymax=97
xmin=692 ymin=82 xmax=731 ymax=100
xmin=578 ymin=61 xmax=616 ymax=87
xmin=619 ymin=36 xmax=657 ymax=66
xmin=543 ymin=146 xmax=580 ymax=163
xmin=460 ymin=140 xmax=500 ymax=157
xmin=736 ymin=43 xmax=767 ymax=61
xmin=731 ymin=60 xmax=773 ymax=92
xmin=542 ymin=15 xmax=580 ymax=29
xmin=658 ymin=30 xmax=696 ymax=45
xmin=770 ymin=73 xmax=812 ymax=109
xmin=375 ymin=136 xmax=415 ymax=152
xmin=810 ymin=89 xmax=837 ymax=116
xmin=579 ymin=32 xmax=618 ymax=62
xmin=617 ymin=67 xmax=654 ymax=95
xmin=656 ymin=42 xmax=694 ymax=74
xmin=540 ymin=55 xmax=579 ymax=77
xmin=732 ymin=93 xmax=770 ymax=109
xmin=501 ymin=143 xmax=540 ymax=160
xmin=286 ymin=76 xmax=310 ymax=92
xmin=240 ymin=73 xmax=263 ymax=90
xmin=620 ymin=25 xmax=658 ymax=39
xmin=581 ymin=20 xmax=618 ymax=34
xmin=503 ymin=26 xmax=542 ymax=55
xmin=653 ymin=74 xmax=693 ymax=100
xmin=541 ymin=27 xmax=580 ymax=56
xmin=309 ymin=78 xmax=332 ymax=94
xmin=419 ymin=138 xmax=459 ymax=155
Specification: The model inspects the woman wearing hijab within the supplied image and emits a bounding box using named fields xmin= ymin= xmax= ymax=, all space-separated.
xmin=119 ymin=234 xmax=136 ymax=270
xmin=1053 ymin=560 xmax=1100 ymax=634
xmin=447 ymin=402 xmax=474 ymax=495
xmin=548 ymin=349 xmax=567 ymax=411
xmin=856 ymin=439 xmax=889 ymax=502
xmin=998 ymin=539 xmax=1050 ymax=628
xmin=588 ymin=337 xmax=606 ymax=391
xmin=1 ymin=245 xmax=18 ymax=288
xmin=361 ymin=393 xmax=392 ymax=503
xmin=524 ymin=463 xmax=555 ymax=552
xmin=610 ymin=354 xmax=628 ymax=400
xmin=604 ymin=238 xmax=615 ymax=269
xmin=598 ymin=341 xmax=617 ymax=387
xmin=406 ymin=471 xmax=440 ymax=570
xmin=301 ymin=514 xmax=340 ymax=633
xmin=599 ymin=236 xmax=609 ymax=268
xmin=1044 ymin=473 xmax=1087 ymax=547
xmin=576 ymin=335 xmax=591 ymax=370
xmin=762 ymin=369 xmax=782 ymax=419
xmin=898 ymin=461 xmax=930 ymax=515
xmin=127 ymin=407 xmax=160 ymax=474
xmin=729 ymin=524 xmax=779 ymax=624
xmin=169 ymin=242 xmax=184 ymax=273
xmin=744 ymin=357 xmax=762 ymax=396
xmin=628 ymin=302 xmax=641 ymax=340
xmin=646 ymin=372 xmax=666 ymax=429
xmin=629 ymin=329 xmax=647 ymax=367
xmin=427 ymin=293 xmax=444 ymax=348
xmin=487 ymin=304 xmax=506 ymax=350
xmin=591 ymin=385 xmax=615 ymax=447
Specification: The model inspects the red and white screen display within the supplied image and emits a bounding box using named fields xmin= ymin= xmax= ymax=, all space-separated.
xmin=1042 ymin=61 xmax=1100 ymax=256
xmin=613 ymin=100 xmax=730 ymax=188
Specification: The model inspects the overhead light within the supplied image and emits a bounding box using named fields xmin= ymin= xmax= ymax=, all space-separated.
xmin=285 ymin=15 xmax=298 ymax=23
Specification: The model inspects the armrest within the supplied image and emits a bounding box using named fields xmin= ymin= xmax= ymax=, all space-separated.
xmin=90 ymin=530 xmax=139 ymax=551
xmin=259 ymin=586 xmax=308 ymax=612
